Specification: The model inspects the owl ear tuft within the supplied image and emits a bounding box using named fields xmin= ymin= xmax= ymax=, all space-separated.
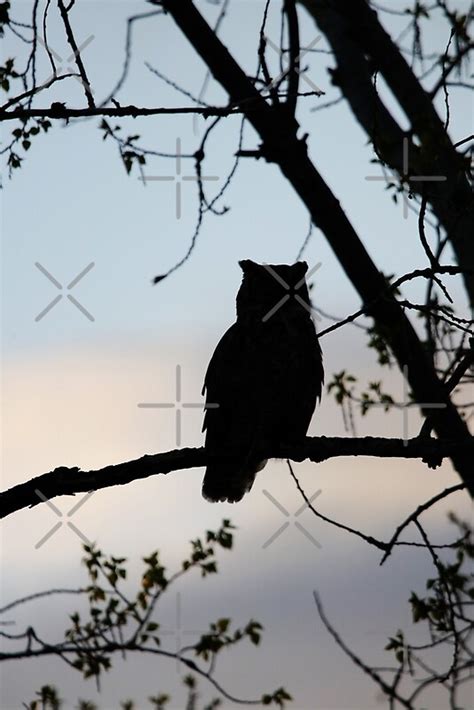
xmin=239 ymin=259 xmax=259 ymax=274
xmin=294 ymin=261 xmax=309 ymax=278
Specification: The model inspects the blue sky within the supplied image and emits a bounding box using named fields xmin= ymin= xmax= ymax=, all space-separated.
xmin=1 ymin=1 xmax=473 ymax=708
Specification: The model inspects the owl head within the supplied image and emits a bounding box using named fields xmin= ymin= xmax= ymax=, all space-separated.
xmin=236 ymin=259 xmax=312 ymax=321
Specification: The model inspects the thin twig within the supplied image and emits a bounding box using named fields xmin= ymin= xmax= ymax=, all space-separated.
xmin=380 ymin=483 xmax=466 ymax=565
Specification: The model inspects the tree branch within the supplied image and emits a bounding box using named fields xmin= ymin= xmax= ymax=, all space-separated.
xmin=313 ymin=591 xmax=413 ymax=709
xmin=1 ymin=437 xmax=472 ymax=520
xmin=299 ymin=0 xmax=474 ymax=308
xmin=284 ymin=0 xmax=300 ymax=116
xmin=57 ymin=0 xmax=95 ymax=109
xmin=380 ymin=482 xmax=467 ymax=566
xmin=0 ymin=104 xmax=240 ymax=121
xmin=160 ymin=0 xmax=474 ymax=496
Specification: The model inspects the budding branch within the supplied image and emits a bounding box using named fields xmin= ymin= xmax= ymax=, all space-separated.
xmin=1 ymin=436 xmax=473 ymax=519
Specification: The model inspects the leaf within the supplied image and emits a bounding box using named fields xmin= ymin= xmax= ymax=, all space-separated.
xmin=216 ymin=618 xmax=230 ymax=633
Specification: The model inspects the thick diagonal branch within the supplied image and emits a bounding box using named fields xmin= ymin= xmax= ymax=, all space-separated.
xmin=1 ymin=437 xmax=473 ymax=519
xmin=299 ymin=0 xmax=474 ymax=307
xmin=160 ymin=0 xmax=473 ymax=494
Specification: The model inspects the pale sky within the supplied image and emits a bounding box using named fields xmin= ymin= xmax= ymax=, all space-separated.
xmin=1 ymin=1 xmax=473 ymax=708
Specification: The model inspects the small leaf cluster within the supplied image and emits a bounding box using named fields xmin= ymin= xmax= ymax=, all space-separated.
xmin=0 ymin=56 xmax=18 ymax=91
xmin=194 ymin=618 xmax=263 ymax=661
xmin=100 ymin=119 xmax=146 ymax=175
xmin=62 ymin=520 xmax=238 ymax=681
xmin=24 ymin=685 xmax=61 ymax=710
xmin=327 ymin=370 xmax=356 ymax=406
xmin=359 ymin=381 xmax=395 ymax=415
xmin=409 ymin=516 xmax=473 ymax=634
xmin=24 ymin=676 xmax=222 ymax=710
xmin=367 ymin=324 xmax=394 ymax=367
xmin=262 ymin=688 xmax=293 ymax=707
xmin=6 ymin=117 xmax=52 ymax=176
xmin=385 ymin=515 xmax=473 ymax=684
xmin=19 ymin=520 xmax=291 ymax=708
xmin=385 ymin=630 xmax=410 ymax=666
xmin=183 ymin=519 xmax=235 ymax=577
xmin=327 ymin=371 xmax=395 ymax=418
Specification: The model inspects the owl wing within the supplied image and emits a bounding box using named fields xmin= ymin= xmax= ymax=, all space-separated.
xmin=287 ymin=322 xmax=324 ymax=435
xmin=201 ymin=318 xmax=324 ymax=502
xmin=202 ymin=322 xmax=261 ymax=453
xmin=201 ymin=322 xmax=267 ymax=502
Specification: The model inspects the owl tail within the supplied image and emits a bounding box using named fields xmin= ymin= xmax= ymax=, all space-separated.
xmin=202 ymin=459 xmax=267 ymax=503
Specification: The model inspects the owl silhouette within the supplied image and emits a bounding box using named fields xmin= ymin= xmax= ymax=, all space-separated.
xmin=201 ymin=260 xmax=324 ymax=503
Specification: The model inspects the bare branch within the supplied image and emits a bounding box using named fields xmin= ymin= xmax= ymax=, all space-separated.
xmin=380 ymin=483 xmax=466 ymax=565
xmin=313 ymin=591 xmax=413 ymax=709
xmin=0 ymin=104 xmax=241 ymax=121
xmin=57 ymin=0 xmax=95 ymax=108
xmin=284 ymin=0 xmax=300 ymax=116
xmin=1 ymin=437 xmax=471 ymax=520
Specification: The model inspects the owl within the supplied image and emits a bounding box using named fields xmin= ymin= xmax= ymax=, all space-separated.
xmin=201 ymin=259 xmax=324 ymax=503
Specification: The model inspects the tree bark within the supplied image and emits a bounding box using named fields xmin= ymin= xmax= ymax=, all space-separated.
xmin=299 ymin=0 xmax=474 ymax=307
xmin=1 ymin=437 xmax=471 ymax=519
